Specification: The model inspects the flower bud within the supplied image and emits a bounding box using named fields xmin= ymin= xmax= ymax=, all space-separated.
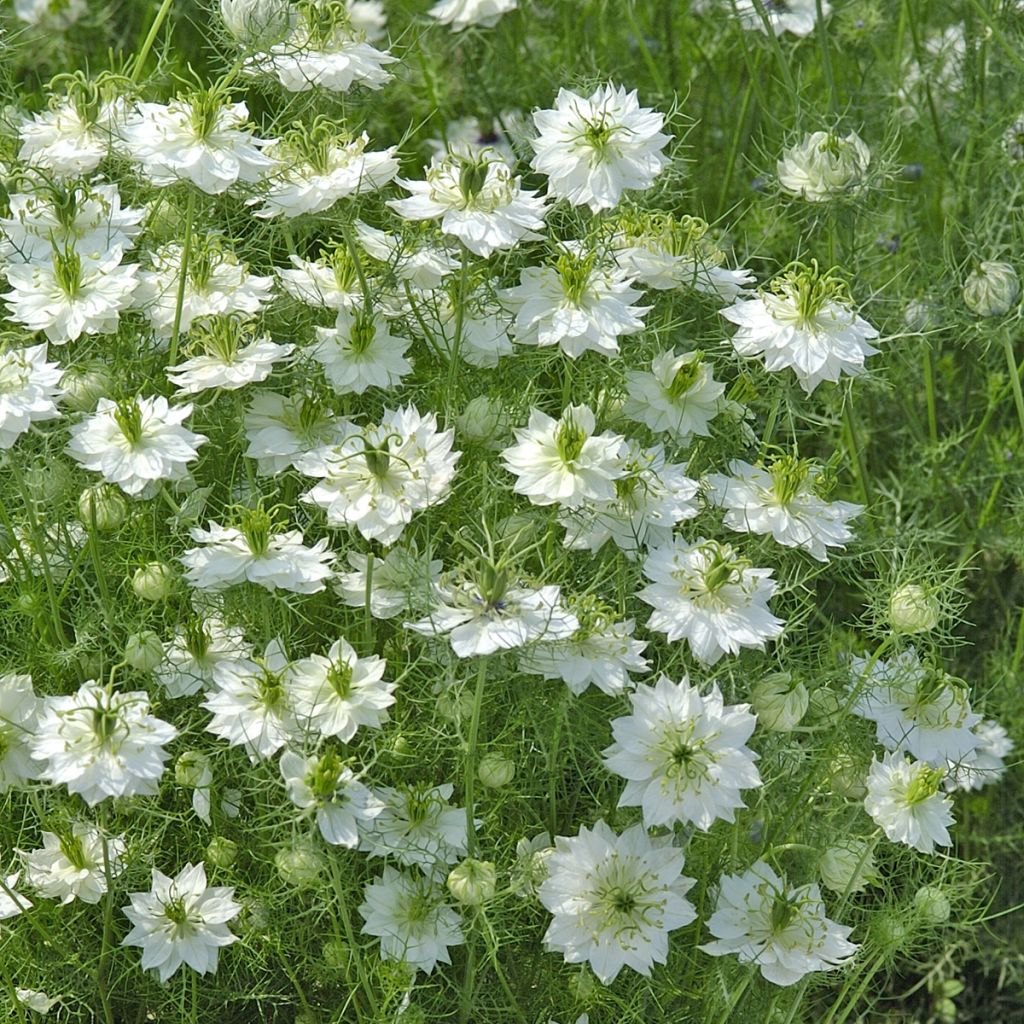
xmin=175 ymin=750 xmax=212 ymax=788
xmin=963 ymin=261 xmax=1020 ymax=317
xmin=819 ymin=840 xmax=877 ymax=894
xmin=904 ymin=298 xmax=940 ymax=333
xmin=457 ymin=395 xmax=508 ymax=444
xmin=78 ymin=484 xmax=127 ymax=533
xmin=829 ymin=753 xmax=868 ymax=799
xmin=220 ymin=0 xmax=292 ymax=44
xmin=437 ymin=689 xmax=475 ymax=723
xmin=807 ymin=686 xmax=842 ymax=722
xmin=206 ymin=836 xmax=238 ymax=868
xmin=124 ymin=630 xmax=164 ymax=672
xmin=751 ymin=673 xmax=808 ymax=732
xmin=913 ymin=884 xmax=951 ymax=924
xmin=275 ymin=840 xmax=325 ymax=888
xmin=870 ymin=913 xmax=911 ymax=954
xmin=132 ymin=562 xmax=175 ymax=602
xmin=238 ymin=896 xmax=270 ymax=931
xmin=22 ymin=460 xmax=71 ymax=506
xmin=889 ymin=583 xmax=940 ymax=634
xmin=322 ymin=938 xmax=348 ymax=969
xmin=777 ymin=130 xmax=871 ymax=202
xmin=478 ymin=751 xmax=516 ymax=788
xmin=60 ymin=365 xmax=110 ymax=411
xmin=446 ymin=858 xmax=497 ymax=906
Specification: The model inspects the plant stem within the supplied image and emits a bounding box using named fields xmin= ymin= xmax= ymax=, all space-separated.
xmin=1000 ymin=327 xmax=1024 ymax=442
xmin=131 ymin=0 xmax=176 ymax=84
xmin=463 ymin=657 xmax=488 ymax=856
xmin=168 ymin=188 xmax=196 ymax=369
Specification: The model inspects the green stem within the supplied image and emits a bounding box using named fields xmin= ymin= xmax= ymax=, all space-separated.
xmin=131 ymin=0 xmax=176 ymax=84
xmin=168 ymin=188 xmax=196 ymax=369
xmin=463 ymin=657 xmax=488 ymax=856
xmin=1000 ymin=327 xmax=1024 ymax=442
xmin=327 ymin=857 xmax=378 ymax=1020
xmin=715 ymin=968 xmax=755 ymax=1023
xmin=922 ymin=341 xmax=938 ymax=444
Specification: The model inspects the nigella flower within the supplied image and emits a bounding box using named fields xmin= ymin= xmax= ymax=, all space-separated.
xmin=66 ymin=395 xmax=207 ymax=498
xmin=622 ymin=349 xmax=729 ymax=445
xmin=119 ymin=93 xmax=275 ymax=195
xmin=705 ymin=455 xmax=863 ymax=562
xmin=280 ymin=749 xmax=384 ymax=846
xmin=638 ymin=537 xmax=784 ymax=665
xmin=864 ymin=752 xmax=954 ymax=854
xmin=721 ymin=261 xmax=880 ymax=395
xmin=243 ymin=391 xmax=349 ymax=476
xmin=504 ymin=244 xmax=650 ymax=359
xmin=286 ymin=637 xmax=396 ymax=742
xmin=944 ymin=719 xmax=1014 ymax=792
xmin=121 ymin=862 xmax=241 ymax=982
xmin=728 ymin=0 xmax=831 ymax=38
xmin=530 ymin=84 xmax=671 ymax=212
xmin=360 ymin=782 xmax=470 ymax=876
xmin=849 ymin=649 xmax=981 ymax=767
xmin=428 ymin=0 xmax=517 ymax=31
xmin=19 ymin=824 xmax=126 ymax=905
xmin=539 ymin=820 xmax=696 ymax=983
xmin=29 ymin=682 xmax=177 ymax=806
xmin=0 ymin=674 xmax=41 ymax=791
xmin=0 ymin=343 xmax=64 ymax=449
xmin=388 ymin=153 xmax=547 ymax=257
xmin=777 ymin=130 xmax=871 ymax=202
xmin=501 ymin=404 xmax=626 ymax=509
xmin=308 ymin=307 xmax=412 ymax=395
xmin=154 ymin=616 xmax=251 ymax=698
xmin=358 ymin=867 xmax=465 ymax=974
xmin=334 ymin=545 xmax=443 ymax=619
xmin=296 ymin=405 xmax=459 ymax=544
xmin=180 ymin=508 xmax=335 ymax=594
xmin=700 ymin=860 xmax=858 ymax=986
xmin=602 ymin=675 xmax=761 ymax=830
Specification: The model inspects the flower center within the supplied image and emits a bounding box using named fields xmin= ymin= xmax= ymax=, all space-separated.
xmin=906 ymin=764 xmax=944 ymax=804
xmin=768 ymin=454 xmax=810 ymax=506
xmin=666 ymin=353 xmax=704 ymax=400
xmin=555 ymin=415 xmax=588 ymax=463
xmin=555 ymin=251 xmax=596 ymax=306
xmin=113 ymin=399 xmax=145 ymax=446
xmin=327 ymin=660 xmax=353 ymax=699
xmin=770 ymin=261 xmax=849 ymax=329
xmin=239 ymin=507 xmax=274 ymax=557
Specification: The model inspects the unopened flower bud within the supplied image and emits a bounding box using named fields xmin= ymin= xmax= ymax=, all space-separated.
xmin=777 ymin=130 xmax=871 ymax=202
xmin=829 ymin=753 xmax=868 ymax=799
xmin=963 ymin=260 xmax=1020 ymax=317
xmin=124 ymin=630 xmax=163 ymax=672
xmin=78 ymin=484 xmax=127 ymax=532
xmin=60 ymin=365 xmax=110 ymax=411
xmin=206 ymin=836 xmax=238 ymax=868
xmin=889 ymin=583 xmax=940 ymax=634
xmin=175 ymin=750 xmax=211 ymax=788
xmin=478 ymin=751 xmax=516 ymax=788
xmin=437 ymin=689 xmax=474 ymax=723
xmin=275 ymin=840 xmax=325 ymax=888
xmin=132 ymin=562 xmax=174 ymax=601
xmin=322 ymin=938 xmax=348 ymax=969
xmin=220 ymin=0 xmax=292 ymax=44
xmin=819 ymin=840 xmax=877 ymax=894
xmin=22 ymin=460 xmax=70 ymax=505
xmin=751 ymin=673 xmax=808 ymax=732
xmin=457 ymin=395 xmax=508 ymax=444
xmin=913 ymin=885 xmax=951 ymax=924
xmin=446 ymin=858 xmax=497 ymax=906
xmin=871 ymin=913 xmax=911 ymax=954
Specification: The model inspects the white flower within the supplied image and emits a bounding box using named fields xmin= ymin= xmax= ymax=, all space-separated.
xmin=0 ymin=521 xmax=86 ymax=585
xmin=359 ymin=866 xmax=465 ymax=974
xmin=120 ymin=98 xmax=275 ymax=194
xmin=309 ymin=308 xmax=412 ymax=394
xmin=721 ymin=263 xmax=880 ymax=395
xmin=501 ymin=404 xmax=626 ymax=508
xmin=296 ymin=406 xmax=459 ymax=544
xmin=520 ymin=614 xmax=648 ymax=696
xmin=407 ymin=575 xmax=579 ymax=658
xmin=135 ymin=239 xmax=275 ymax=340
xmin=778 ymin=131 xmax=871 ymax=202
xmin=30 ymin=682 xmax=177 ymax=806
xmin=505 ymin=247 xmax=650 ymax=359
xmin=1 ymin=183 xmax=144 ymax=267
xmin=15 ymin=988 xmax=59 ymax=1014
xmin=121 ymin=862 xmax=241 ymax=983
xmin=361 ymin=783 xmax=470 ymax=875
xmin=247 ymin=13 xmax=398 ymax=92
xmin=243 ymin=391 xmax=348 ymax=475
xmin=531 ymin=84 xmax=671 ymax=212
xmin=167 ymin=331 xmax=293 ymax=395
xmin=0 ymin=674 xmax=40 ymax=791
xmin=705 ymin=457 xmax=863 ymax=562
xmin=0 ymin=343 xmax=64 ymax=449
xmin=539 ymin=820 xmax=696 ymax=983
xmin=14 ymin=0 xmax=84 ymax=27
xmin=204 ymin=639 xmax=296 ymax=761
xmin=219 ymin=0 xmax=293 ymax=44
xmin=864 ymin=752 xmax=954 ymax=854
xmin=0 ymin=873 xmax=32 ymax=920
xmin=280 ymin=749 xmax=384 ymax=845
xmin=252 ymin=131 xmax=398 ymax=218
xmin=66 ymin=396 xmax=207 ymax=497
xmin=2 ymin=251 xmax=138 ymax=345
xmin=286 ymin=637 xmax=396 ymax=742
xmin=19 ymin=824 xmax=126 ymax=905
xmin=17 ymin=97 xmax=125 ymax=178
xmin=560 ymin=440 xmax=700 ymax=557
xmin=849 ymin=649 xmax=981 ymax=767
xmin=389 ymin=155 xmax=547 ymax=257
xmin=623 ymin=349 xmax=728 ymax=444
xmin=944 ymin=719 xmax=1014 ymax=792
xmin=602 ymin=675 xmax=761 ymax=830
xmin=154 ymin=616 xmax=252 ymax=698
xmin=335 ymin=545 xmax=443 ymax=619
xmin=639 ymin=538 xmax=784 ymax=665
xmin=355 ymin=221 xmax=461 ymax=291
xmin=428 ymin=0 xmax=516 ymax=30
xmin=729 ymin=0 xmax=830 ymax=37
xmin=181 ymin=513 xmax=335 ymax=594
xmin=700 ymin=860 xmax=858 ymax=987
